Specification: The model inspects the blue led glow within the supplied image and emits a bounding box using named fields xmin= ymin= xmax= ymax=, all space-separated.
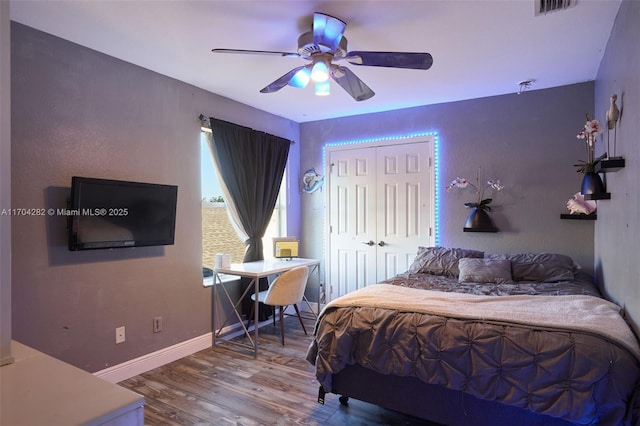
xmin=322 ymin=20 xmax=345 ymax=49
xmin=433 ymin=133 xmax=440 ymax=246
xmin=323 ymin=131 xmax=440 ymax=246
xmin=315 ymin=80 xmax=330 ymax=96
xmin=313 ymin=13 xmax=346 ymax=51
xmin=289 ymin=67 xmax=311 ymax=88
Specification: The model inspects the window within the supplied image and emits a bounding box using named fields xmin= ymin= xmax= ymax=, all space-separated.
xmin=200 ymin=133 xmax=286 ymax=269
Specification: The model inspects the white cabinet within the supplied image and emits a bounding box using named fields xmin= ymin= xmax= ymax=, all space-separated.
xmin=0 ymin=341 xmax=144 ymax=425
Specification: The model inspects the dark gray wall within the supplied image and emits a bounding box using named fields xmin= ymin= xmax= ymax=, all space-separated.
xmin=1 ymin=0 xmax=12 ymax=365
xmin=300 ymin=83 xmax=596 ymax=295
xmin=594 ymin=0 xmax=640 ymax=334
xmin=10 ymin=22 xmax=300 ymax=372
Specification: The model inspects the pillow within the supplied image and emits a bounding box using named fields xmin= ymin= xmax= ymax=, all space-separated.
xmin=409 ymin=246 xmax=484 ymax=277
xmin=458 ymin=258 xmax=514 ymax=284
xmin=485 ymin=252 xmax=578 ymax=282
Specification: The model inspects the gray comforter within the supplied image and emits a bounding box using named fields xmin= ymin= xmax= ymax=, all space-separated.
xmin=307 ymin=273 xmax=640 ymax=425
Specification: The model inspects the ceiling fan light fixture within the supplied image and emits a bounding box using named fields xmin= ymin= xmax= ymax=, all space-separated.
xmin=213 ymin=11 xmax=432 ymax=102
xmin=311 ymin=59 xmax=330 ymax=82
xmin=315 ymin=80 xmax=330 ymax=96
xmin=289 ymin=67 xmax=311 ymax=88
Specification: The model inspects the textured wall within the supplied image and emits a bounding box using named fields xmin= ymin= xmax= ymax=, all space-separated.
xmin=1 ymin=0 xmax=12 ymax=365
xmin=10 ymin=23 xmax=299 ymax=372
xmin=300 ymin=83 xmax=596 ymax=295
xmin=594 ymin=0 xmax=640 ymax=334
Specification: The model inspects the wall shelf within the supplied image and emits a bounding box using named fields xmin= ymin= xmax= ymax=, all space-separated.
xmin=583 ymin=193 xmax=611 ymax=200
xmin=596 ymin=157 xmax=625 ymax=173
xmin=560 ymin=213 xmax=597 ymax=220
xmin=463 ymin=227 xmax=499 ymax=233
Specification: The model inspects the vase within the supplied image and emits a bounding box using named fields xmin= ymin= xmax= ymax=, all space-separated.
xmin=464 ymin=208 xmax=497 ymax=231
xmin=581 ymin=171 xmax=605 ymax=195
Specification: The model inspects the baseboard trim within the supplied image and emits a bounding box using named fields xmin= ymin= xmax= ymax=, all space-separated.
xmin=93 ymin=314 xmax=298 ymax=384
xmin=94 ymin=333 xmax=213 ymax=384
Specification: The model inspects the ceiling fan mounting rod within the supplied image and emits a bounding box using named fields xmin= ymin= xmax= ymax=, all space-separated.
xmin=311 ymin=52 xmax=334 ymax=64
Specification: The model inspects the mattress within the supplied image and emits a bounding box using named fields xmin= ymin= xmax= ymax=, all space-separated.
xmin=307 ymin=270 xmax=640 ymax=425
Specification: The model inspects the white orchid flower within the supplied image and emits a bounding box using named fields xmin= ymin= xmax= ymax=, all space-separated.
xmin=487 ymin=180 xmax=504 ymax=191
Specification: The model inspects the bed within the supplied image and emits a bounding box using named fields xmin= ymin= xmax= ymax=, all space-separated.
xmin=306 ymin=247 xmax=640 ymax=425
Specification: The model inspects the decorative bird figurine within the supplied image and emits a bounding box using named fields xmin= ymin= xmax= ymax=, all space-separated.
xmin=606 ymin=94 xmax=619 ymax=129
xmin=605 ymin=94 xmax=620 ymax=157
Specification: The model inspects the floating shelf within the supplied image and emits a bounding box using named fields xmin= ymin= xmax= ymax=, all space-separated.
xmin=583 ymin=193 xmax=611 ymax=200
xmin=560 ymin=213 xmax=597 ymax=220
xmin=463 ymin=227 xmax=499 ymax=233
xmin=596 ymin=157 xmax=625 ymax=173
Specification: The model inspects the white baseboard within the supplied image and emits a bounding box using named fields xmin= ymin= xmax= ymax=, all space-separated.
xmin=93 ymin=313 xmax=304 ymax=384
xmin=94 ymin=333 xmax=213 ymax=384
xmin=95 ymin=302 xmax=324 ymax=384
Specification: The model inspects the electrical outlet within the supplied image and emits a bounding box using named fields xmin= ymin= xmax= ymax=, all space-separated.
xmin=153 ymin=316 xmax=163 ymax=333
xmin=115 ymin=326 xmax=125 ymax=344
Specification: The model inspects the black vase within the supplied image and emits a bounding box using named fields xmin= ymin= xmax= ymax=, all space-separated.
xmin=464 ymin=208 xmax=497 ymax=231
xmin=581 ymin=171 xmax=605 ymax=195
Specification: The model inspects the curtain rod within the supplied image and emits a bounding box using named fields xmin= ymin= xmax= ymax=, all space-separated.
xmin=198 ymin=114 xmax=295 ymax=144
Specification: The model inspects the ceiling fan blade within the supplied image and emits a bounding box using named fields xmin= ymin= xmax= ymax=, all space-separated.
xmin=212 ymin=48 xmax=300 ymax=58
xmin=313 ymin=12 xmax=347 ymax=52
xmin=260 ymin=66 xmax=309 ymax=93
xmin=330 ymin=66 xmax=375 ymax=102
xmin=345 ymin=51 xmax=433 ymax=70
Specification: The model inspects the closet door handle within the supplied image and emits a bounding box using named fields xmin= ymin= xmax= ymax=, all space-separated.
xmin=378 ymin=241 xmax=386 ymax=247
xmin=362 ymin=240 xmax=375 ymax=246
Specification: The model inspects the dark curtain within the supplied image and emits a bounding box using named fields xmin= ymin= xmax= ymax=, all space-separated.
xmin=208 ymin=118 xmax=291 ymax=319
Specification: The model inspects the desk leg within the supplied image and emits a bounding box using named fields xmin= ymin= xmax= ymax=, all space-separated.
xmin=253 ymin=278 xmax=259 ymax=358
xmin=316 ymin=263 xmax=321 ymax=314
xmin=212 ymin=273 xmax=256 ymax=353
xmin=301 ymin=263 xmax=321 ymax=319
xmin=212 ymin=280 xmax=216 ymax=346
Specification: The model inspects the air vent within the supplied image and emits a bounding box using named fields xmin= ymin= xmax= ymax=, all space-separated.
xmin=535 ymin=0 xmax=576 ymax=15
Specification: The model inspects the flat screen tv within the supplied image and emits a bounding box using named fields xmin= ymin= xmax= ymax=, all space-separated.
xmin=68 ymin=177 xmax=178 ymax=251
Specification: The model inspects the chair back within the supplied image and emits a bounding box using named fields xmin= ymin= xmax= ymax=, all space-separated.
xmin=263 ymin=266 xmax=309 ymax=306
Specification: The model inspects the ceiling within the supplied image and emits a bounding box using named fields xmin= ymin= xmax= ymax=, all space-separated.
xmin=9 ymin=0 xmax=622 ymax=123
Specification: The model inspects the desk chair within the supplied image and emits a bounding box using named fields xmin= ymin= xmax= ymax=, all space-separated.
xmin=248 ymin=265 xmax=309 ymax=345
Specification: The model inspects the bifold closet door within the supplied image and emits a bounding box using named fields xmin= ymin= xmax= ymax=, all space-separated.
xmin=328 ymin=141 xmax=432 ymax=301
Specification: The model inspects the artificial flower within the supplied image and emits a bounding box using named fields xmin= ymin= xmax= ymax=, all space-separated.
xmin=446 ymin=169 xmax=504 ymax=211
xmin=575 ymin=114 xmax=604 ymax=173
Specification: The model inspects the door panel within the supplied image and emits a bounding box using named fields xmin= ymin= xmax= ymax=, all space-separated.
xmin=382 ymin=183 xmax=398 ymax=237
xmin=329 ymin=149 xmax=377 ymax=300
xmin=406 ymin=182 xmax=420 ymax=237
xmin=328 ymin=139 xmax=433 ymax=301
xmin=376 ymin=143 xmax=431 ymax=281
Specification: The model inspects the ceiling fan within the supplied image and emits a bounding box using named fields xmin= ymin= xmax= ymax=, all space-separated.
xmin=212 ymin=12 xmax=433 ymax=101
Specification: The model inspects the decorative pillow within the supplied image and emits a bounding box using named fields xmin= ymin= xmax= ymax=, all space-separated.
xmin=485 ymin=253 xmax=578 ymax=282
xmin=409 ymin=246 xmax=484 ymax=277
xmin=458 ymin=258 xmax=514 ymax=284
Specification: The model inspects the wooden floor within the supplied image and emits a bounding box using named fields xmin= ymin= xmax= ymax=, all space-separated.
xmin=119 ymin=315 xmax=439 ymax=425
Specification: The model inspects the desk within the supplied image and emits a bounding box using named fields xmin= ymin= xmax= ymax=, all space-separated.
xmin=212 ymin=258 xmax=320 ymax=357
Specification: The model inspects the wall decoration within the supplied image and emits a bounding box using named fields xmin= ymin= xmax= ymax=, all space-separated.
xmin=566 ymin=192 xmax=596 ymax=215
xmin=574 ymin=114 xmax=603 ymax=174
xmin=445 ymin=168 xmax=504 ymax=232
xmin=605 ymin=94 xmax=620 ymax=158
xmin=302 ymin=168 xmax=324 ymax=193
xmin=574 ymin=114 xmax=607 ymax=197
